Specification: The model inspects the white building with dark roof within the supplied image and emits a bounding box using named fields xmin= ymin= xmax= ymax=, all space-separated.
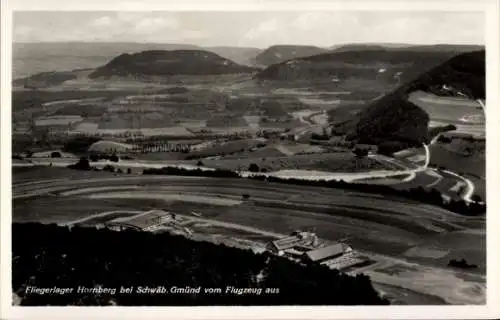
xmin=269 ymin=231 xmax=319 ymax=254
xmin=304 ymin=243 xmax=348 ymax=263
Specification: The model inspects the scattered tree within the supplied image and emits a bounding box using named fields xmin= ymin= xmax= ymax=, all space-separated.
xmin=353 ymin=148 xmax=369 ymax=158
xmin=102 ymin=165 xmax=115 ymax=173
xmin=248 ymin=163 xmax=260 ymax=172
xmin=89 ymin=153 xmax=99 ymax=162
xmin=67 ymin=157 xmax=91 ymax=171
xmin=471 ymin=194 xmax=483 ymax=203
xmin=437 ymin=135 xmax=452 ymax=144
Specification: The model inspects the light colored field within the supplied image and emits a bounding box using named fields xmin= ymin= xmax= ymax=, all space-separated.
xmin=275 ymin=143 xmax=325 ymax=155
xmin=60 ymin=185 xmax=140 ymax=196
xmin=403 ymin=247 xmax=450 ymax=259
xmin=410 ymin=91 xmax=481 ymax=107
xmin=351 ymin=255 xmax=485 ymax=305
xmin=31 ymin=150 xmax=77 ymax=158
xmin=243 ymin=115 xmax=261 ymax=130
xmin=206 ymin=151 xmax=389 ymax=174
xmin=88 ymin=140 xmax=135 ymax=152
xmin=42 ymin=98 xmax=104 ymax=107
xmin=310 ymin=111 xmax=329 ymax=125
xmin=88 ymin=191 xmax=243 ymax=206
xmin=93 ymin=160 xmax=216 ymax=171
xmin=298 ymin=98 xmax=341 ymax=106
xmin=260 ymin=168 xmax=402 ymax=182
xmin=178 ymin=120 xmax=207 ymax=129
xmin=73 ymin=122 xmax=99 ymax=132
xmin=290 ymin=109 xmax=318 ymax=125
xmin=35 ymin=115 xmax=83 ymax=126
xmin=96 ymin=126 xmax=193 ymax=137
xmin=409 ymin=91 xmax=485 ymax=137
xmin=272 ymin=89 xmax=351 ymax=96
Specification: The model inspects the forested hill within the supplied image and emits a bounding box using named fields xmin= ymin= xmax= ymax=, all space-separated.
xmin=89 ymin=50 xmax=257 ymax=78
xmin=255 ymin=49 xmax=461 ymax=82
xmin=12 ymin=223 xmax=388 ymax=306
xmin=253 ymin=45 xmax=327 ymax=66
xmin=406 ymin=50 xmax=485 ymax=99
xmin=332 ymin=50 xmax=485 ymax=146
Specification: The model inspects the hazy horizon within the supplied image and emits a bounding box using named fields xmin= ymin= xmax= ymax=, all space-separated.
xmin=12 ymin=41 xmax=485 ymax=50
xmin=13 ymin=11 xmax=485 ymax=48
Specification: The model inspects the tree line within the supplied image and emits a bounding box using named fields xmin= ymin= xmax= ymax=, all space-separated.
xmin=248 ymin=175 xmax=485 ymax=216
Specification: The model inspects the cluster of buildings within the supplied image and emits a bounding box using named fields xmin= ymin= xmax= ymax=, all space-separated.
xmin=84 ymin=209 xmax=368 ymax=272
xmin=267 ymin=231 xmax=369 ymax=271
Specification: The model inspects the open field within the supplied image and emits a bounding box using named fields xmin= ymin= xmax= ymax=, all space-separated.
xmin=202 ymin=151 xmax=391 ymax=172
xmin=408 ymin=91 xmax=484 ymax=136
xmin=429 ymin=144 xmax=485 ymax=178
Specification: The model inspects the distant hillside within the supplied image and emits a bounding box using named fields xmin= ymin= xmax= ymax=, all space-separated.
xmin=407 ymin=50 xmax=485 ymax=99
xmin=89 ymin=50 xmax=257 ymax=78
xmin=330 ymin=43 xmax=484 ymax=53
xmin=206 ymin=46 xmax=263 ymax=66
xmin=400 ymin=44 xmax=484 ymax=54
xmin=330 ymin=43 xmax=410 ymax=52
xmin=254 ymin=45 xmax=327 ymax=66
xmin=13 ymin=42 xmax=262 ymax=79
xmin=12 ymin=69 xmax=92 ymax=88
xmin=333 ymin=50 xmax=485 ymax=146
xmin=13 ymin=42 xmax=200 ymax=79
xmin=255 ymin=49 xmax=461 ymax=82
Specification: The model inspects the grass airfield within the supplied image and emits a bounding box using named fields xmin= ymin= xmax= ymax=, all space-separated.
xmin=13 ymin=166 xmax=485 ymax=305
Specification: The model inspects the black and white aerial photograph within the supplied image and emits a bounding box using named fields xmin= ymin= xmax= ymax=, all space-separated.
xmin=3 ymin=2 xmax=497 ymax=315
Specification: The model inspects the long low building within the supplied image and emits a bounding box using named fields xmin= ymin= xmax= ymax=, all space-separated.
xmin=269 ymin=231 xmax=320 ymax=254
xmin=303 ymin=243 xmax=351 ymax=263
xmin=106 ymin=210 xmax=174 ymax=231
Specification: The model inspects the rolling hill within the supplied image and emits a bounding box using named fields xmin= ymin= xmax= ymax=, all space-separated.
xmin=205 ymin=46 xmax=263 ymax=66
xmin=329 ymin=43 xmax=484 ymax=54
xmin=13 ymin=42 xmax=262 ymax=79
xmin=255 ymin=48 xmax=467 ymax=82
xmin=253 ymin=45 xmax=327 ymax=66
xmin=13 ymin=42 xmax=200 ymax=79
xmin=406 ymin=50 xmax=485 ymax=99
xmin=12 ymin=69 xmax=93 ymax=88
xmin=330 ymin=43 xmax=411 ymax=52
xmin=88 ymin=50 xmax=257 ymax=78
xmin=331 ymin=50 xmax=485 ymax=146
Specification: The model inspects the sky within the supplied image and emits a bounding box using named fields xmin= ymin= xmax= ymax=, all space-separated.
xmin=13 ymin=11 xmax=485 ymax=48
